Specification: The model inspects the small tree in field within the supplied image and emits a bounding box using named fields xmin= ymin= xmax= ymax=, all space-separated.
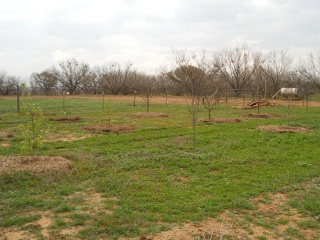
xmin=164 ymin=50 xmax=208 ymax=145
xmin=203 ymin=92 xmax=218 ymax=119
xmin=20 ymin=83 xmax=44 ymax=157
xmin=139 ymin=74 xmax=156 ymax=113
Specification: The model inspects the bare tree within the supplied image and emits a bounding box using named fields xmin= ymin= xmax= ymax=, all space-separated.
xmin=163 ymin=50 xmax=209 ymax=144
xmin=56 ymin=58 xmax=90 ymax=94
xmin=99 ymin=62 xmax=137 ymax=95
xmin=121 ymin=63 xmax=138 ymax=95
xmin=81 ymin=68 xmax=101 ymax=94
xmin=0 ymin=71 xmax=19 ymax=95
xmin=203 ymin=93 xmax=218 ymax=119
xmin=263 ymin=49 xmax=293 ymax=94
xmin=139 ymin=74 xmax=156 ymax=113
xmin=215 ymin=44 xmax=264 ymax=97
xmin=30 ymin=68 xmax=59 ymax=95
xmin=305 ymin=49 xmax=320 ymax=91
xmin=99 ymin=62 xmax=123 ymax=95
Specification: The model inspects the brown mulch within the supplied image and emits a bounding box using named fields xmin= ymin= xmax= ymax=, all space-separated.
xmin=132 ymin=112 xmax=169 ymax=118
xmin=83 ymin=124 xmax=137 ymax=134
xmin=49 ymin=116 xmax=82 ymax=121
xmin=0 ymin=156 xmax=71 ymax=175
xmin=257 ymin=125 xmax=310 ymax=133
xmin=244 ymin=113 xmax=282 ymax=119
xmin=199 ymin=118 xmax=243 ymax=123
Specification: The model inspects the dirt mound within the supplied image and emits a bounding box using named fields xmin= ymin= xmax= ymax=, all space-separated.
xmin=83 ymin=124 xmax=137 ymax=134
xmin=49 ymin=116 xmax=82 ymax=121
xmin=0 ymin=156 xmax=70 ymax=175
xmin=133 ymin=112 xmax=169 ymax=118
xmin=199 ymin=118 xmax=243 ymax=123
xmin=257 ymin=125 xmax=310 ymax=133
xmin=244 ymin=113 xmax=282 ymax=119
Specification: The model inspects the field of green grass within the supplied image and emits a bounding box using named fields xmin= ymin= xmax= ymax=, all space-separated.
xmin=0 ymin=95 xmax=319 ymax=239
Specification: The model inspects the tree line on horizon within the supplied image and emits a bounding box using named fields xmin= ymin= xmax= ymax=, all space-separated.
xmin=1 ymin=44 xmax=320 ymax=98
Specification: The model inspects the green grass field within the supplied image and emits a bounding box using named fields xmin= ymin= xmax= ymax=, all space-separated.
xmin=0 ymin=95 xmax=319 ymax=239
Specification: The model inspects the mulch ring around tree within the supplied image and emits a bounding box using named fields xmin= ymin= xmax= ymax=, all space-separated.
xmin=0 ymin=156 xmax=71 ymax=175
xmin=49 ymin=116 xmax=82 ymax=121
xmin=243 ymin=113 xmax=282 ymax=119
xmin=257 ymin=125 xmax=310 ymax=133
xmin=132 ymin=112 xmax=169 ymax=118
xmin=199 ymin=118 xmax=243 ymax=123
xmin=83 ymin=124 xmax=137 ymax=134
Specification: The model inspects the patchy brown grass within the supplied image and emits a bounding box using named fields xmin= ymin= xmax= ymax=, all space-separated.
xmin=0 ymin=156 xmax=71 ymax=175
xmin=132 ymin=112 xmax=169 ymax=118
xmin=147 ymin=185 xmax=319 ymax=240
xmin=0 ymin=182 xmax=318 ymax=240
xmin=83 ymin=124 xmax=137 ymax=134
xmin=43 ymin=132 xmax=89 ymax=142
xmin=0 ymin=189 xmax=118 ymax=240
xmin=257 ymin=125 xmax=310 ymax=133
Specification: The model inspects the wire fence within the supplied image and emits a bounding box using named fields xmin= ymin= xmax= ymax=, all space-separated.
xmin=1 ymin=92 xmax=319 ymax=116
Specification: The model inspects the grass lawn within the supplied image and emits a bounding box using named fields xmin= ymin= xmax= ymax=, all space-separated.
xmin=0 ymin=95 xmax=319 ymax=239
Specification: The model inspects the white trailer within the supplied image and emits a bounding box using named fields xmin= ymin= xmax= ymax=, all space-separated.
xmin=272 ymin=88 xmax=302 ymax=99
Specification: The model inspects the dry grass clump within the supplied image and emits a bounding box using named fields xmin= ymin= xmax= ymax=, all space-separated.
xmin=0 ymin=156 xmax=70 ymax=175
xmin=257 ymin=125 xmax=310 ymax=133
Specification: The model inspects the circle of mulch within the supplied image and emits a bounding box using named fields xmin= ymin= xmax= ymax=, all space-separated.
xmin=132 ymin=112 xmax=169 ymax=118
xmin=244 ymin=113 xmax=282 ymax=119
xmin=83 ymin=124 xmax=137 ymax=134
xmin=49 ymin=116 xmax=82 ymax=121
xmin=257 ymin=125 xmax=310 ymax=133
xmin=0 ymin=156 xmax=71 ymax=175
xmin=199 ymin=118 xmax=243 ymax=123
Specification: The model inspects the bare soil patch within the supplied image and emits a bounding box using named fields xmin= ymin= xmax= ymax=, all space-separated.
xmin=83 ymin=124 xmax=137 ymax=134
xmin=199 ymin=118 xmax=243 ymax=123
xmin=244 ymin=113 xmax=282 ymax=119
xmin=0 ymin=156 xmax=71 ymax=175
xmin=43 ymin=132 xmax=89 ymax=142
xmin=257 ymin=125 xmax=310 ymax=133
xmin=133 ymin=112 xmax=169 ymax=118
xmin=49 ymin=116 xmax=82 ymax=121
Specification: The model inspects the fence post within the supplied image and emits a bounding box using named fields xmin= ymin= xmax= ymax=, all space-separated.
xmin=17 ymin=85 xmax=20 ymax=113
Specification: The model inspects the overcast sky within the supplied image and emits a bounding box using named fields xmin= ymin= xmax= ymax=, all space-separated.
xmin=1 ymin=0 xmax=319 ymax=80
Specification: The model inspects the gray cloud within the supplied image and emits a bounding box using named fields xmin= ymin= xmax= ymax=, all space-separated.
xmin=0 ymin=0 xmax=319 ymax=79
